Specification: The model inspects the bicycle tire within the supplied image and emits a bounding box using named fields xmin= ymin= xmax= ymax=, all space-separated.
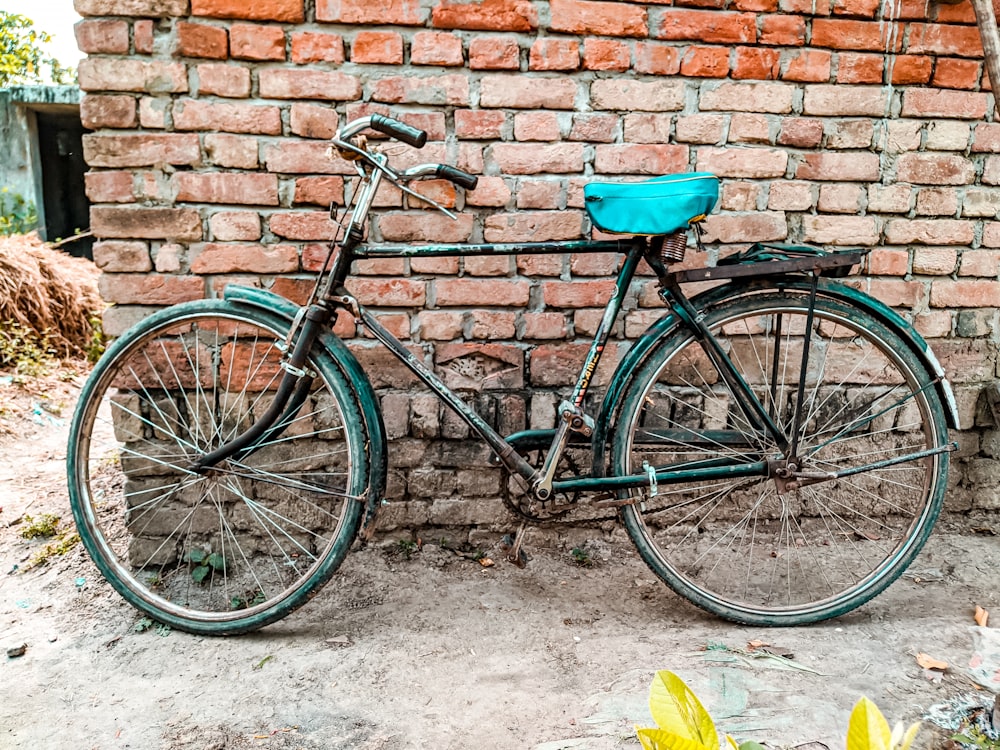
xmin=67 ymin=300 xmax=369 ymax=635
xmin=609 ymin=290 xmax=949 ymax=625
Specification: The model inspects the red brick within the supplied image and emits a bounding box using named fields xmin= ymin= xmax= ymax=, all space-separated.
xmin=92 ymin=206 xmax=202 ymax=241
xmin=378 ymin=213 xmax=474 ymax=242
xmin=209 ymin=211 xmax=261 ymax=240
xmin=907 ymin=22 xmax=983 ymax=57
xmin=889 ymin=55 xmax=933 ymax=84
xmin=466 ymin=176 xmax=511 ymax=206
xmin=99 ymin=274 xmax=204 ymax=305
xmin=86 ymin=171 xmax=134 ymax=203
xmin=529 ymin=343 xmax=618 ymax=387
xmin=594 ymin=144 xmax=689 ymax=175
xmin=173 ymin=172 xmax=279 ymax=205
xmin=972 ymin=123 xmax=1000 ymax=153
xmin=205 ymin=134 xmax=258 ymax=168
xmin=802 ymin=85 xmax=887 ymax=116
xmin=930 ymin=280 xmax=1000 ymax=308
xmin=833 ymin=0 xmax=880 ymax=15
xmin=932 ymin=58 xmax=982 ymax=90
xmin=513 ymin=112 xmax=561 ymax=141
xmin=549 ymin=0 xmax=647 ymax=37
xmin=516 ymin=180 xmax=562 ymax=209
xmin=484 ymin=211 xmax=584 ymax=241
xmin=372 ymin=75 xmax=470 ymax=106
xmin=529 ymin=38 xmax=580 ymax=71
xmin=175 ymin=21 xmax=228 ymax=58
xmin=491 ymin=143 xmax=583 ymax=174
xmin=522 ymin=312 xmax=567 ymax=339
xmin=634 ymin=42 xmax=681 ymax=75
xmin=83 ymin=133 xmax=200 ymax=167
xmin=289 ymin=103 xmax=339 ymax=139
xmin=778 ymin=0 xmax=831 ymax=13
xmin=435 ymin=278 xmax=530 ymax=306
xmin=696 ymin=146 xmax=788 ymax=177
xmin=416 ymin=311 xmax=463 ymax=340
xmin=317 ymin=0 xmax=423 ymax=24
xmin=867 ymin=248 xmax=909 ymax=276
xmin=139 ymin=98 xmax=168 ymax=128
xmin=912 ymin=246 xmax=958 ymax=274
xmin=134 ymin=20 xmax=154 ymax=54
xmin=481 ymin=75 xmax=577 ymax=109
xmin=897 ymin=153 xmax=975 ymax=185
xmin=411 ymin=31 xmax=464 ymax=66
xmin=800 ymin=215 xmax=878 ymax=245
xmin=837 ymin=52 xmax=883 ymax=84
xmin=468 ymin=36 xmax=520 ymax=69
xmin=902 ymin=89 xmax=989 ymax=119
xmin=268 ymin=211 xmax=340 ymax=240
xmin=346 ymin=278 xmax=427 ymax=307
xmin=732 ymin=47 xmax=780 ymax=79
xmin=431 ymin=0 xmax=537 ymax=31
xmin=464 ymin=256 xmax=511 ymax=276
xmin=455 ymin=109 xmax=507 ymax=139
xmin=884 ymin=219 xmax=974 ymax=245
xmin=700 ymin=80 xmax=794 ymax=112
xmin=569 ymin=114 xmax=617 ymax=143
xmin=776 ymin=118 xmax=822 ymax=147
xmin=78 ymin=58 xmax=187 ymax=93
xmin=657 ymin=10 xmax=756 ymax=43
xmin=959 ymin=249 xmax=1000 ymax=276
xmin=259 ymin=69 xmax=361 ymax=100
xmin=190 ymin=243 xmax=297 ymax=273
xmin=351 ymin=31 xmax=404 ymax=64
xmin=193 ymin=0 xmax=303 ymax=21
xmin=811 ymin=19 xmax=901 ymax=51
xmin=675 ymin=114 xmax=726 ymax=143
xmin=542 ymin=280 xmax=616 ymax=308
xmin=92 ymin=241 xmax=151 ymax=273
xmin=797 ymin=152 xmax=879 ymax=181
xmin=196 ymin=64 xmax=251 ymax=98
xmin=293 ymin=176 xmax=345 ymax=206
xmin=782 ymin=49 xmax=831 ymax=82
xmin=734 ymin=0 xmax=777 ymax=9
xmin=229 ymin=23 xmax=285 ymax=60
xmin=728 ymin=113 xmax=769 ymax=143
xmin=264 ymin=141 xmax=352 ymax=174
xmin=681 ymin=46 xmax=730 ymax=77
xmin=75 ymin=19 xmax=129 ymax=53
xmin=759 ymin=14 xmax=806 ymax=45
xmin=582 ymin=39 xmax=629 ymax=71
xmin=768 ymin=181 xmax=812 ymax=210
xmin=624 ymin=113 xmax=672 ymax=144
xmin=290 ymin=32 xmax=344 ymax=64
xmin=174 ymin=99 xmax=282 ymax=134
xmin=80 ymin=95 xmax=137 ymax=128
xmin=591 ymin=79 xmax=684 ymax=111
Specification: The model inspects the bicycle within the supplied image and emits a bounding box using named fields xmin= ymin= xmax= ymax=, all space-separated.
xmin=67 ymin=114 xmax=958 ymax=636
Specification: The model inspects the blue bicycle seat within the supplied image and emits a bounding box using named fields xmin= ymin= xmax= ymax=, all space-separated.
xmin=584 ymin=173 xmax=719 ymax=236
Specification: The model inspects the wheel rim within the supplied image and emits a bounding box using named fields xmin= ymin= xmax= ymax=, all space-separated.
xmin=71 ymin=310 xmax=362 ymax=626
xmin=619 ymin=296 xmax=945 ymax=619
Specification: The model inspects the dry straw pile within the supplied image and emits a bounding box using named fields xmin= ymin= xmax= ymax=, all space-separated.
xmin=0 ymin=233 xmax=102 ymax=358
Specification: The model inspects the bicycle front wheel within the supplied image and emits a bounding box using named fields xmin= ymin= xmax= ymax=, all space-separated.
xmin=68 ymin=301 xmax=368 ymax=635
xmin=610 ymin=290 xmax=949 ymax=625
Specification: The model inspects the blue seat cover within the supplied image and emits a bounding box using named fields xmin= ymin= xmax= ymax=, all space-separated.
xmin=584 ymin=173 xmax=719 ymax=236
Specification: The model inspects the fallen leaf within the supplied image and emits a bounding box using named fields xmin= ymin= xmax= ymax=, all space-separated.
xmin=478 ymin=557 xmax=495 ymax=567
xmin=975 ymin=605 xmax=989 ymax=627
xmin=916 ymin=652 xmax=948 ymax=671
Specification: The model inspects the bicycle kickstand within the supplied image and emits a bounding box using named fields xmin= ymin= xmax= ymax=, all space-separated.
xmin=500 ymin=522 xmax=530 ymax=568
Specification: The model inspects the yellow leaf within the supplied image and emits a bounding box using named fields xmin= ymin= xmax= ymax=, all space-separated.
xmin=648 ymin=671 xmax=719 ymax=749
xmin=915 ymin=653 xmax=947 ymax=671
xmin=895 ymin=722 xmax=920 ymax=750
xmin=847 ymin=697 xmax=892 ymax=750
xmin=637 ymin=727 xmax=715 ymax=750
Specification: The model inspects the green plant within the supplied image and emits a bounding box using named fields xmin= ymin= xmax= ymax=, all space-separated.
xmin=86 ymin=316 xmax=106 ymax=363
xmin=0 ymin=188 xmax=38 ymax=235
xmin=27 ymin=531 xmax=79 ymax=568
xmin=186 ymin=548 xmax=226 ymax=583
xmin=0 ymin=12 xmax=75 ymax=86
xmin=570 ymin=547 xmax=593 ymax=567
xmin=953 ymin=728 xmax=1000 ymax=749
xmin=19 ymin=512 xmax=60 ymax=539
xmin=231 ymin=590 xmax=266 ymax=610
xmin=847 ymin=697 xmax=919 ymax=750
xmin=0 ymin=322 xmax=54 ymax=378
xmin=396 ymin=538 xmax=418 ymax=559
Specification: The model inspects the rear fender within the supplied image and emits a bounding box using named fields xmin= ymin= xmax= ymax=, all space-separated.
xmin=222 ymin=285 xmax=388 ymax=539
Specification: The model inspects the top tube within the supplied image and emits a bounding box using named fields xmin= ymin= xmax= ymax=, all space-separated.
xmin=352 ymin=238 xmax=647 ymax=259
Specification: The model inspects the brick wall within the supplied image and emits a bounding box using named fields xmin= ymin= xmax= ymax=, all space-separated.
xmin=76 ymin=0 xmax=1000 ymax=535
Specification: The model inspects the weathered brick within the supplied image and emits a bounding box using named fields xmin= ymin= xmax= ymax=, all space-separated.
xmin=289 ymin=103 xmax=339 ymax=139
xmin=522 ymin=312 xmax=567 ymax=339
xmin=680 ymin=46 xmax=730 ymax=77
xmin=483 ymin=211 xmax=584 ymax=241
xmin=173 ymin=99 xmax=281 ymax=134
xmin=925 ymin=121 xmax=971 ymax=151
xmin=703 ymin=211 xmax=787 ymax=242
xmin=411 ymin=31 xmax=464 ymax=66
xmin=867 ymin=184 xmax=912 ymax=213
xmin=417 ymin=311 xmax=464 ymax=340
xmin=134 ymin=20 xmax=154 ymax=53
xmin=346 ymin=278 xmax=427 ymax=307
xmin=76 ymin=0 xmax=188 ymax=17
xmin=721 ymin=181 xmax=762 ymax=211
xmin=656 ymin=10 xmax=756 ymax=43
xmin=196 ymin=63 xmax=251 ymax=98
xmin=173 ymin=172 xmax=279 ymax=205
xmin=80 ymin=94 xmax=137 ymax=128
xmin=516 ymin=180 xmax=561 ymax=209
xmin=435 ymin=278 xmax=530 ymax=306
xmin=866 ymin=248 xmax=908 ymax=276
xmin=469 ymin=311 xmax=517 ymax=339
xmin=623 ymin=113 xmax=672 ymax=144
xmin=675 ymin=114 xmax=726 ymax=144
xmin=582 ymin=39 xmax=630 ymax=71
xmin=205 ymin=133 xmax=258 ymax=168
xmin=972 ymin=123 xmax=1000 ymax=153
xmin=466 ymin=176 xmax=511 ymax=206
xmin=176 ymin=21 xmax=228 ymax=59
xmin=481 ymin=75 xmax=576 ymax=109
xmin=83 ymin=133 xmax=200 ymax=167
xmin=139 ymin=97 xmax=168 ymax=128
xmin=317 ymin=0 xmax=423 ymax=24
xmin=594 ymin=144 xmax=689 ymax=175
xmin=570 ymin=114 xmax=617 ymax=143
xmin=513 ymin=112 xmax=562 ymax=141
xmin=378 ymin=212 xmax=474 ymax=242
xmin=455 ymin=109 xmax=507 ymax=139
xmin=529 ymin=38 xmax=580 ymax=71
xmin=431 ymin=0 xmax=537 ymax=31
xmin=75 ymin=19 xmax=130 ymax=53
xmin=542 ymin=280 xmax=615 ymax=308
xmin=759 ymin=14 xmax=805 ymax=45
xmin=85 ymin=171 xmax=134 ymax=203
xmin=801 ymin=215 xmax=879 ymax=245
xmin=268 ymin=211 xmax=340 ymax=240
xmin=78 ymin=57 xmax=187 ymax=93
xmin=767 ymin=180 xmax=813 ymax=210
xmin=811 ymin=18 xmax=901 ymax=51
xmin=193 ymin=0 xmax=303 ymax=21
xmin=350 ymin=31 xmax=404 ymax=64
xmin=959 ymin=249 xmax=1000 ymax=276
xmin=889 ymin=54 xmax=933 ymax=84
xmin=372 ymin=75 xmax=469 ymax=106
xmin=634 ymin=41 xmax=680 ymax=75
xmin=962 ymin=188 xmax=1000 ymax=217
xmin=290 ymin=32 xmax=344 ymax=64
xmin=700 ymin=81 xmax=794 ymax=113
xmin=901 ymin=89 xmax=989 ymax=119
xmin=259 ymin=70 xmax=361 ymax=101
xmin=896 ymin=153 xmax=975 ymax=185
xmin=468 ymin=36 xmax=520 ymax=69
xmin=292 ymin=177 xmax=344 ymax=207
xmin=732 ymin=47 xmax=780 ymax=79
xmin=93 ymin=241 xmax=151 ymax=272
xmin=99 ymin=273 xmax=204 ymax=305
xmin=209 ymin=211 xmax=262 ymax=240
xmin=930 ymin=280 xmax=1000 ymax=308
xmin=782 ymin=49 xmax=832 ymax=82
xmin=230 ymin=23 xmax=285 ymax=61
xmin=884 ymin=219 xmax=974 ymax=245
xmin=912 ymin=246 xmax=958 ymax=274
xmin=549 ymin=0 xmax=647 ymax=37
xmin=491 ymin=143 xmax=583 ymax=174
xmin=907 ymin=22 xmax=983 ymax=57
xmin=802 ymin=84 xmax=887 ymax=115
xmin=92 ymin=206 xmax=202 ymax=240
xmin=729 ymin=113 xmax=771 ymax=143
xmin=817 ymin=183 xmax=862 ymax=213
xmin=795 ymin=152 xmax=879 ymax=181
xmin=190 ymin=243 xmax=297 ymax=273
xmin=696 ymin=146 xmax=788 ymax=178
xmin=777 ymin=117 xmax=823 ymax=147
xmin=264 ymin=141 xmax=352 ymax=174
xmin=932 ymin=58 xmax=981 ymax=90
xmin=590 ymin=79 xmax=684 ymax=112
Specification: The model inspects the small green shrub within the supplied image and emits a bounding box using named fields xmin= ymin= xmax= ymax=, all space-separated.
xmin=0 ymin=321 xmax=54 ymax=378
xmin=19 ymin=512 xmax=60 ymax=539
xmin=0 ymin=188 xmax=38 ymax=236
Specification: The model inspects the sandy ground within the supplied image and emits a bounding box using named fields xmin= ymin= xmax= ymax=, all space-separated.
xmin=1 ymin=366 xmax=999 ymax=750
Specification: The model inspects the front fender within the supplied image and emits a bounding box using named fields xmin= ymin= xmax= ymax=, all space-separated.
xmin=592 ymin=276 xmax=959 ymax=477
xmin=222 ymin=285 xmax=388 ymax=538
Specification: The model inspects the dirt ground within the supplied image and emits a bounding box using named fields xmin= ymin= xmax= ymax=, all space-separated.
xmin=1 ymin=365 xmax=999 ymax=750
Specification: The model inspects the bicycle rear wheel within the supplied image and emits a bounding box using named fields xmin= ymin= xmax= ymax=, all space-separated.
xmin=68 ymin=300 xmax=368 ymax=635
xmin=610 ymin=290 xmax=949 ymax=625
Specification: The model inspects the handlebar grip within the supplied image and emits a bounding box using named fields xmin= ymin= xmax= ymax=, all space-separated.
xmin=369 ymin=114 xmax=427 ymax=148
xmin=436 ymin=165 xmax=479 ymax=191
